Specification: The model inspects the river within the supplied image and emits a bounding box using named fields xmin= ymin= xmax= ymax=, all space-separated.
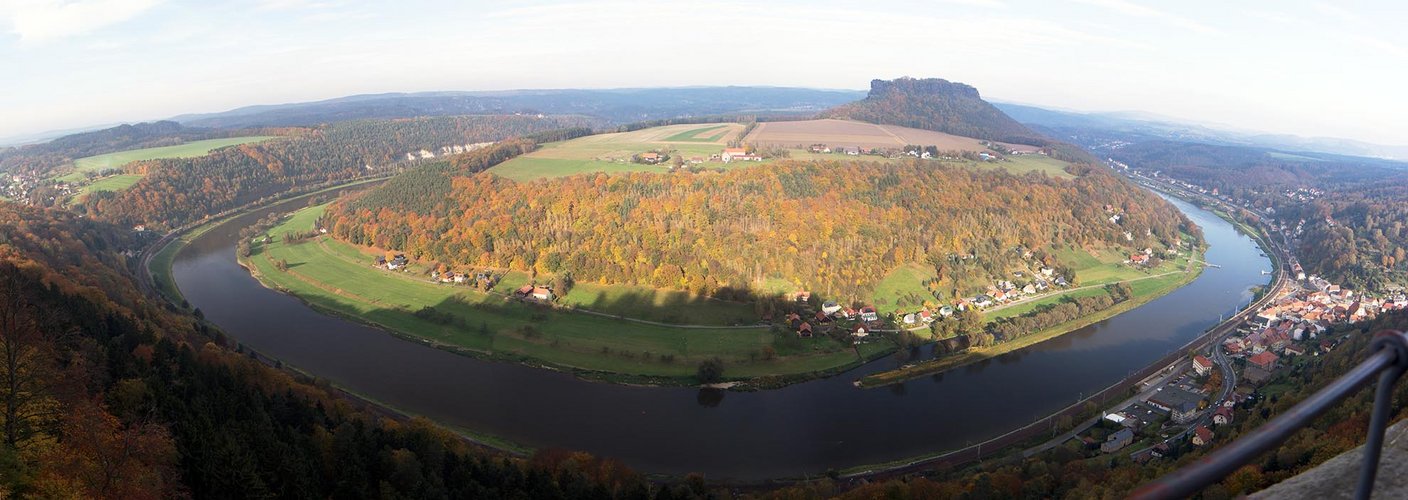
xmin=172 ymin=192 xmax=1269 ymax=479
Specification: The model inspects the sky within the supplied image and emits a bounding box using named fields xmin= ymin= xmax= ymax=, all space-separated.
xmin=2 ymin=0 xmax=1407 ymax=145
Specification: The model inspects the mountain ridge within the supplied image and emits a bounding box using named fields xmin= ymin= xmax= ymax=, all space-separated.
xmin=172 ymin=86 xmax=865 ymax=129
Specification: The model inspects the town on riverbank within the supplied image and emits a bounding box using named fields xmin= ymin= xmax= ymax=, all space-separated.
xmin=1059 ymin=163 xmax=1408 ymax=465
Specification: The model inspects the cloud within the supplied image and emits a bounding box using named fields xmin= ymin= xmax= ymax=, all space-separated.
xmin=1311 ymin=1 xmax=1364 ymax=24
xmin=0 ymin=0 xmax=163 ymax=42
xmin=1074 ymin=0 xmax=1216 ymax=34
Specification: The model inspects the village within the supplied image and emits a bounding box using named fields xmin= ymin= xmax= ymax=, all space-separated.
xmin=1066 ymin=264 xmax=1407 ymax=464
xmin=1054 ymin=161 xmax=1408 ymax=467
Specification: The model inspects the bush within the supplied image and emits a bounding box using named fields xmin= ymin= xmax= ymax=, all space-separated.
xmin=696 ymin=357 xmax=725 ymax=383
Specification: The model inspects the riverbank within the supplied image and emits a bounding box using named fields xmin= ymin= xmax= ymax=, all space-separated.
xmin=168 ymin=178 xmax=1272 ymax=480
xmin=147 ymin=176 xmax=391 ymax=303
xmin=857 ymin=258 xmax=1204 ymax=388
xmin=233 ymin=203 xmax=896 ymax=389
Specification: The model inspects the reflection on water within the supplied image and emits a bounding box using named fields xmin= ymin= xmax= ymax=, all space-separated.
xmin=174 ymin=192 xmax=1269 ymax=479
xmin=696 ymin=388 xmax=725 ymax=408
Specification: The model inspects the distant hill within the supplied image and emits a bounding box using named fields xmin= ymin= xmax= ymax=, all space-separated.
xmin=995 ymin=102 xmax=1408 ymax=161
xmin=0 ymin=121 xmax=226 ymax=175
xmin=822 ymin=78 xmax=1046 ymax=146
xmin=173 ymin=87 xmax=865 ymax=129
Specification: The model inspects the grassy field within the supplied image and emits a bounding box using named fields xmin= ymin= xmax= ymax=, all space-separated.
xmin=67 ymin=136 xmax=275 ymax=178
xmin=871 ymin=263 xmax=938 ymax=312
xmin=74 ymin=174 xmax=143 ymax=196
xmin=979 ymin=155 xmax=1074 ymax=179
xmin=242 ymin=204 xmax=891 ymax=382
xmin=490 ymin=124 xmax=747 ymax=182
xmin=560 ymin=281 xmax=759 ymax=326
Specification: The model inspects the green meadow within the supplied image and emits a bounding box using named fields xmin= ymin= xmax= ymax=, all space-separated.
xmin=70 ymin=136 xmax=276 ymax=174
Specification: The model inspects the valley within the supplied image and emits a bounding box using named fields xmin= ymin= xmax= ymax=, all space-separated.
xmin=4 ymin=1 xmax=1404 ymax=496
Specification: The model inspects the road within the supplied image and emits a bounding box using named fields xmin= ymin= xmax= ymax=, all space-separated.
xmin=1020 ymin=359 xmax=1190 ymax=457
xmin=1116 ymin=172 xmax=1293 ymax=459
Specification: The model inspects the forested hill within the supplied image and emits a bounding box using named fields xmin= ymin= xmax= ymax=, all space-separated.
xmin=326 ymin=159 xmax=1192 ymax=303
xmin=0 ymin=121 xmax=251 ymax=175
xmin=1108 ymin=140 xmax=1408 ymax=289
xmin=173 ymin=87 xmax=864 ymax=129
xmin=79 ymin=115 xmax=590 ymax=229
xmin=823 ymin=77 xmax=1046 ymax=146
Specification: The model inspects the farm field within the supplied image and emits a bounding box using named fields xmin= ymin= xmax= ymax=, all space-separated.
xmin=744 ymin=119 xmax=1041 ymax=153
xmin=490 ymin=123 xmax=748 ymax=182
xmin=242 ymin=204 xmax=889 ymax=382
xmin=61 ymin=136 xmax=276 ymax=182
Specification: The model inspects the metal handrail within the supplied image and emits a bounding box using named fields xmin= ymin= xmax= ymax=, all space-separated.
xmin=1131 ymin=330 xmax=1408 ymax=500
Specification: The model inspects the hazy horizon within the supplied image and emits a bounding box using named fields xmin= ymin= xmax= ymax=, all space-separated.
xmin=4 ymin=0 xmax=1407 ymax=145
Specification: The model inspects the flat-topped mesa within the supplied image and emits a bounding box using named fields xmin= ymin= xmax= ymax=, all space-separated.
xmin=823 ymin=76 xmax=1046 ymax=147
xmin=868 ymin=77 xmax=982 ymax=100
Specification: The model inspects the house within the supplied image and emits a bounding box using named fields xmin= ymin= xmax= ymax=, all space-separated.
xmin=721 ymin=148 xmax=761 ymax=162
xmin=1130 ymin=254 xmax=1149 ymax=265
xmin=1248 ymin=351 xmax=1279 ymax=371
xmin=1101 ymin=428 xmax=1135 ymax=453
xmin=386 ymin=254 xmax=408 ymax=270
xmin=439 ymin=271 xmax=462 ymax=283
xmin=374 ymin=256 xmax=387 ymax=267
xmin=1192 ymin=355 xmax=1214 ymax=377
xmin=1284 ymin=344 xmax=1306 ymax=356
xmin=813 ymin=311 xmax=832 ymax=323
xmin=859 ymin=307 xmax=879 ymax=322
xmin=973 ymin=295 xmax=993 ymax=308
xmin=902 ymin=313 xmax=917 ymax=325
xmin=639 ymin=152 xmax=661 ymax=164
xmin=918 ymin=310 xmax=934 ymax=323
xmin=836 ymin=307 xmax=856 ymax=320
xmin=530 ymin=287 xmax=554 ymax=301
xmin=515 ymin=284 xmax=534 ymax=296
xmin=1192 ymin=426 xmax=1215 ymax=446
xmin=1212 ymin=407 xmax=1234 ymax=426
xmin=793 ymin=290 xmax=812 ymax=303
xmin=852 ymin=325 xmax=869 ymax=339
xmin=1022 ymin=283 xmax=1037 ymax=295
xmin=842 ymin=146 xmax=861 ymax=155
xmin=821 ymin=301 xmax=842 ymax=315
xmin=797 ymin=322 xmax=813 ymax=338
xmin=938 ymin=305 xmax=954 ymax=317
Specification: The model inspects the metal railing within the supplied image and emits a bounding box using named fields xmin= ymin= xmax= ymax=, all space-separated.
xmin=1131 ymin=329 xmax=1408 ymax=500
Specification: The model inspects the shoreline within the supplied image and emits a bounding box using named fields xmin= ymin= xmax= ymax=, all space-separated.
xmin=857 ymin=253 xmax=1206 ymax=388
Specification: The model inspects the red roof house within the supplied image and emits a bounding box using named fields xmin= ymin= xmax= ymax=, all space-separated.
xmin=1193 ymin=426 xmax=1215 ymax=446
xmin=1248 ymin=351 xmax=1280 ymax=371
